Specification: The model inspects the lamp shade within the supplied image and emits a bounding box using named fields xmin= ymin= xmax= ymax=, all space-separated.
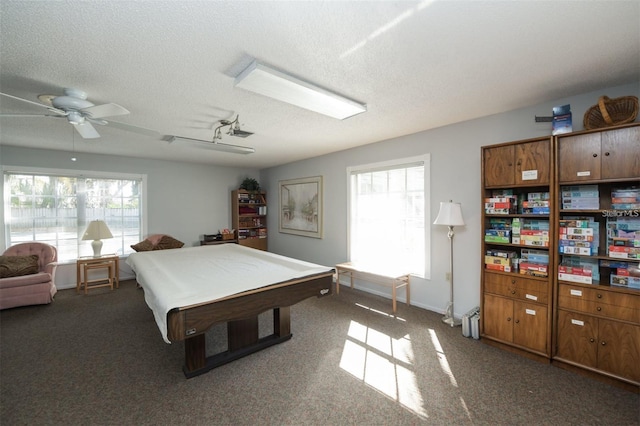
xmin=433 ymin=201 xmax=465 ymax=227
xmin=82 ymin=220 xmax=113 ymax=241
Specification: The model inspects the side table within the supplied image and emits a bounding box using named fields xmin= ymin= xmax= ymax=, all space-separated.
xmin=76 ymin=254 xmax=120 ymax=294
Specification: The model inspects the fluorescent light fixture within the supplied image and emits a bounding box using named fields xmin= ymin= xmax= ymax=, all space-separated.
xmin=169 ymin=136 xmax=255 ymax=154
xmin=235 ymin=60 xmax=366 ymax=120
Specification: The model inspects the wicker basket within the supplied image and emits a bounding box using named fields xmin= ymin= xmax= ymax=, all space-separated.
xmin=583 ymin=95 xmax=638 ymax=130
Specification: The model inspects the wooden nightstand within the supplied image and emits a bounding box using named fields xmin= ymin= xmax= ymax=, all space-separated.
xmin=76 ymin=254 xmax=120 ymax=294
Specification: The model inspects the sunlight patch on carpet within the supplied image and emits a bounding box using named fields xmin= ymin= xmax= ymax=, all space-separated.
xmin=339 ymin=317 xmax=427 ymax=419
xmin=428 ymin=328 xmax=457 ymax=387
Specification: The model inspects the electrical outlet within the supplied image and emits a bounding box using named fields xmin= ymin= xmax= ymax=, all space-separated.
xmin=445 ymin=272 xmax=451 ymax=281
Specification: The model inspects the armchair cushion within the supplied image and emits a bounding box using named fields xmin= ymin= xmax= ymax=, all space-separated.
xmin=0 ymin=255 xmax=40 ymax=278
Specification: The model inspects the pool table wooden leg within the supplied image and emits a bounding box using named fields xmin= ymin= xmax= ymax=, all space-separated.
xmin=182 ymin=308 xmax=293 ymax=379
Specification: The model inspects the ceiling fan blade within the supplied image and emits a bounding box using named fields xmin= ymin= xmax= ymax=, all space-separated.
xmin=105 ymin=120 xmax=160 ymax=137
xmin=74 ymin=121 xmax=100 ymax=139
xmin=0 ymin=92 xmax=67 ymax=115
xmin=86 ymin=117 xmax=109 ymax=126
xmin=0 ymin=113 xmax=55 ymax=118
xmin=82 ymin=103 xmax=129 ymax=119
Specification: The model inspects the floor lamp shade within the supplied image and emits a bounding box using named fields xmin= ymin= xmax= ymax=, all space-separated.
xmin=433 ymin=201 xmax=465 ymax=227
xmin=82 ymin=220 xmax=113 ymax=257
xmin=434 ymin=201 xmax=465 ymax=326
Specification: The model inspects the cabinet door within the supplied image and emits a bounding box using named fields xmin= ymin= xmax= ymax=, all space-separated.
xmin=597 ymin=319 xmax=640 ymax=382
xmin=514 ymin=140 xmax=550 ymax=185
xmin=483 ymin=294 xmax=513 ymax=343
xmin=483 ymin=145 xmax=515 ymax=187
xmin=513 ymin=301 xmax=547 ymax=352
xmin=601 ymin=126 xmax=640 ymax=179
xmin=557 ymin=133 xmax=601 ymax=182
xmin=556 ymin=310 xmax=597 ymax=368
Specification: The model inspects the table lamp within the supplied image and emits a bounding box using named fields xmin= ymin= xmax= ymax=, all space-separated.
xmin=433 ymin=200 xmax=465 ymax=326
xmin=82 ymin=220 xmax=113 ymax=257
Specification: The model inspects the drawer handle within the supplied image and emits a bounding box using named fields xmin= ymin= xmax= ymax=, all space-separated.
xmin=511 ymin=280 xmax=516 ymax=284
xmin=511 ymin=290 xmax=516 ymax=295
xmin=596 ymin=307 xmax=602 ymax=312
xmin=589 ymin=338 xmax=595 ymax=343
xmin=507 ymin=317 xmax=512 ymax=322
xmin=592 ymin=153 xmax=598 ymax=158
xmin=515 ymin=319 xmax=520 ymax=324
xmin=597 ymin=294 xmax=602 ymax=299
xmin=604 ymin=152 xmax=610 ymax=156
xmin=601 ymin=341 xmax=606 ymax=346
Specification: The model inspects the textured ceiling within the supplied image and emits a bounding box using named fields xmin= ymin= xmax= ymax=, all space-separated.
xmin=1 ymin=1 xmax=639 ymax=168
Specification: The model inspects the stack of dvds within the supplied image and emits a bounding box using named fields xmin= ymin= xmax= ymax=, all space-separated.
xmin=518 ymin=219 xmax=550 ymax=247
xmin=485 ymin=218 xmax=511 ymax=243
xmin=558 ymin=256 xmax=600 ymax=284
xmin=519 ymin=249 xmax=549 ymax=277
xmin=607 ymin=217 xmax=640 ymax=259
xmin=561 ymin=185 xmax=599 ymax=210
xmin=611 ymin=187 xmax=640 ymax=210
xmin=484 ymin=248 xmax=517 ymax=272
xmin=609 ymin=262 xmax=640 ymax=289
xmin=484 ymin=196 xmax=517 ymax=214
xmin=522 ymin=192 xmax=550 ymax=215
xmin=559 ymin=218 xmax=599 ymax=255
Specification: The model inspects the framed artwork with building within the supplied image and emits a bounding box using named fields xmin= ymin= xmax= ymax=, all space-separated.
xmin=279 ymin=176 xmax=323 ymax=238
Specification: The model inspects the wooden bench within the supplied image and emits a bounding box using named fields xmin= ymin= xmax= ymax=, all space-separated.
xmin=335 ymin=262 xmax=410 ymax=313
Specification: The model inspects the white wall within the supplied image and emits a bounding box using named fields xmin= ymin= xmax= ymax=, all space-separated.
xmin=261 ymin=82 xmax=640 ymax=318
xmin=2 ymin=83 xmax=638 ymax=306
xmin=0 ymin=146 xmax=260 ymax=289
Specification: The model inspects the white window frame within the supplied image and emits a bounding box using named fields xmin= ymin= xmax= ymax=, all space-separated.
xmin=346 ymin=154 xmax=431 ymax=279
xmin=2 ymin=166 xmax=147 ymax=261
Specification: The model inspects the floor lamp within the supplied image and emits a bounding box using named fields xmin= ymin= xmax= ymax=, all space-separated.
xmin=433 ymin=201 xmax=465 ymax=327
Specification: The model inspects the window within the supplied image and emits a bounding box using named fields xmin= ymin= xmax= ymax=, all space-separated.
xmin=348 ymin=155 xmax=430 ymax=278
xmin=3 ymin=167 xmax=146 ymax=262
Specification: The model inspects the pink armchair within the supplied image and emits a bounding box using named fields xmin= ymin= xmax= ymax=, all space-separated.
xmin=0 ymin=242 xmax=58 ymax=310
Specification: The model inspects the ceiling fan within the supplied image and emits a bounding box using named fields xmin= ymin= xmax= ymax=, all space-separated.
xmin=0 ymin=88 xmax=158 ymax=139
xmin=213 ymin=115 xmax=254 ymax=140
xmin=168 ymin=115 xmax=255 ymax=154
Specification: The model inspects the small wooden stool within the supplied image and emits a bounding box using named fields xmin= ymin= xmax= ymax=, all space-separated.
xmin=76 ymin=255 xmax=120 ymax=294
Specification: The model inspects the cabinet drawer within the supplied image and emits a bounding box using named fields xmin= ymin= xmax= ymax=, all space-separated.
xmin=558 ymin=292 xmax=640 ymax=323
xmin=558 ymin=284 xmax=640 ymax=310
xmin=484 ymin=272 xmax=548 ymax=303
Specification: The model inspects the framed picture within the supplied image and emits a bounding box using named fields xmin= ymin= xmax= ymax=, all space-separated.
xmin=279 ymin=176 xmax=323 ymax=238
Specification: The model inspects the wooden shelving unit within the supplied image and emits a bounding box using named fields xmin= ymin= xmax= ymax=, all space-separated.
xmin=480 ymin=136 xmax=555 ymax=361
xmin=232 ymin=189 xmax=268 ymax=251
xmin=552 ymin=123 xmax=639 ymax=389
xmin=480 ymin=123 xmax=640 ymax=390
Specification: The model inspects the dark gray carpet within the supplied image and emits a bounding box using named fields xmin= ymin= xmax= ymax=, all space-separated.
xmin=1 ymin=280 xmax=638 ymax=425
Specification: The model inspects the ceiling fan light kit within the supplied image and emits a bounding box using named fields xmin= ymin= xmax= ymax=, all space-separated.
xmin=214 ymin=115 xmax=254 ymax=139
xmin=234 ymin=60 xmax=367 ymax=120
xmin=169 ymin=115 xmax=256 ymax=154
